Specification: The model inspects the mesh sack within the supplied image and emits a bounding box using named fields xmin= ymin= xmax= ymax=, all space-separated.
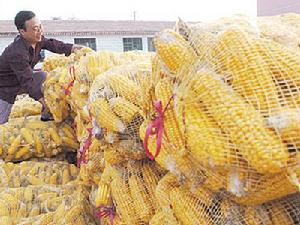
xmin=258 ymin=16 xmax=300 ymax=51
xmin=0 ymin=181 xmax=88 ymax=218
xmin=9 ymin=95 xmax=42 ymax=120
xmin=0 ymin=116 xmax=79 ymax=162
xmin=0 ymin=161 xmax=78 ymax=187
xmin=96 ymin=160 xmax=165 ymax=225
xmin=42 ymin=47 xmax=93 ymax=73
xmin=43 ymin=67 xmax=74 ymax=122
xmin=43 ymin=48 xmax=93 ymax=123
xmin=103 ymin=140 xmax=146 ymax=166
xmin=155 ymin=173 xmax=244 ymax=225
xmin=70 ymin=51 xmax=152 ymax=121
xmin=89 ymin=60 xmax=152 ymax=145
xmin=0 ymin=192 xmax=96 ymax=225
xmin=175 ymin=64 xmax=291 ymax=173
xmin=262 ymin=193 xmax=300 ymax=225
xmin=78 ymin=139 xmax=105 ymax=184
xmin=152 ymin=25 xmax=300 ymax=204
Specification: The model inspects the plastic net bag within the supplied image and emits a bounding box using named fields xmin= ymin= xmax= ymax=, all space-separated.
xmin=42 ymin=47 xmax=93 ymax=73
xmin=0 ymin=161 xmax=78 ymax=187
xmin=0 ymin=116 xmax=79 ymax=162
xmin=89 ymin=60 xmax=152 ymax=146
xmin=0 ymin=181 xmax=88 ymax=218
xmin=0 ymin=191 xmax=96 ymax=225
xmin=92 ymin=160 xmax=165 ymax=225
xmin=9 ymin=95 xmax=42 ymax=120
xmin=43 ymin=67 xmax=74 ymax=123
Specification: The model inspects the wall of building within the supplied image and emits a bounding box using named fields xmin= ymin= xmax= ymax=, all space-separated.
xmin=0 ymin=37 xmax=15 ymax=53
xmin=257 ymin=0 xmax=300 ymax=16
xmin=0 ymin=34 xmax=154 ymax=55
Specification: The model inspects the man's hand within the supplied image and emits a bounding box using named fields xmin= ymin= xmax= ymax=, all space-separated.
xmin=71 ymin=44 xmax=84 ymax=53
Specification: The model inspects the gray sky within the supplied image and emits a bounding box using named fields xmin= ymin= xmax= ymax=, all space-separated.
xmin=0 ymin=0 xmax=257 ymax=21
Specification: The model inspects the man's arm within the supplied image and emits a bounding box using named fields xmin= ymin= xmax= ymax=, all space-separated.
xmin=9 ymin=53 xmax=43 ymax=101
xmin=41 ymin=37 xmax=73 ymax=56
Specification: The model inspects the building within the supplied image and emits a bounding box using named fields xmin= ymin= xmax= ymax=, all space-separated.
xmin=257 ymin=0 xmax=300 ymax=16
xmin=0 ymin=20 xmax=175 ymax=56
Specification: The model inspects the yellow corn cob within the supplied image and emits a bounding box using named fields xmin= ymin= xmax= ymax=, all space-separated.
xmin=49 ymin=127 xmax=62 ymax=146
xmin=62 ymin=168 xmax=71 ymax=185
xmin=27 ymin=175 xmax=45 ymax=185
xmin=170 ymin=186 xmax=214 ymax=225
xmin=268 ymin=203 xmax=294 ymax=225
xmin=183 ymin=102 xmax=234 ymax=167
xmin=140 ymin=161 xmax=164 ymax=209
xmin=140 ymin=120 xmax=202 ymax=182
xmin=1 ymin=194 xmax=18 ymax=217
xmin=61 ymin=125 xmax=76 ymax=139
xmin=212 ymin=28 xmax=281 ymax=115
xmin=109 ymin=97 xmax=140 ymax=123
xmin=154 ymin=29 xmax=197 ymax=75
xmin=33 ymin=133 xmax=43 ymax=155
xmin=0 ymin=202 xmax=9 ymax=217
xmin=128 ymin=160 xmax=155 ymax=222
xmin=15 ymin=146 xmax=30 ymax=159
xmin=186 ymin=69 xmax=288 ymax=173
xmin=256 ymin=38 xmax=300 ymax=87
xmin=62 ymin=136 xmax=79 ymax=150
xmin=155 ymin=78 xmax=184 ymax=151
xmin=24 ymin=187 xmax=33 ymax=202
xmin=17 ymin=202 xmax=27 ymax=217
xmin=90 ymin=98 xmax=125 ymax=133
xmin=69 ymin=164 xmax=79 ymax=178
xmin=49 ymin=173 xmax=58 ymax=185
xmin=20 ymin=128 xmax=34 ymax=145
xmin=149 ymin=208 xmax=180 ymax=225
xmin=29 ymin=206 xmax=40 ymax=217
xmin=37 ymin=192 xmax=58 ymax=202
xmin=38 ymin=212 xmax=54 ymax=225
xmin=0 ymin=216 xmax=14 ymax=225
xmin=25 ymin=120 xmax=48 ymax=129
xmin=155 ymin=173 xmax=179 ymax=208
xmin=7 ymin=135 xmax=21 ymax=155
xmin=244 ymin=206 xmax=272 ymax=225
xmin=110 ymin=168 xmax=139 ymax=224
xmin=189 ymin=31 xmax=217 ymax=59
xmin=64 ymin=205 xmax=84 ymax=224
xmin=235 ymin=169 xmax=299 ymax=205
xmin=95 ymin=183 xmax=111 ymax=207
xmin=52 ymin=202 xmax=65 ymax=223
xmin=106 ymin=73 xmax=141 ymax=105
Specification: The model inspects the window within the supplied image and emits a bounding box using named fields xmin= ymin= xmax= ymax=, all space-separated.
xmin=147 ymin=37 xmax=155 ymax=52
xmin=74 ymin=38 xmax=97 ymax=50
xmin=123 ymin=38 xmax=143 ymax=51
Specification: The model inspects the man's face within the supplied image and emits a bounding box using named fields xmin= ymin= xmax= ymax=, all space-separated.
xmin=20 ymin=16 xmax=43 ymax=44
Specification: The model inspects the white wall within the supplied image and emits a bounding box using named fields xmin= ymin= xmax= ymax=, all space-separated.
xmin=0 ymin=37 xmax=15 ymax=53
xmin=0 ymin=33 xmax=154 ymax=56
xmin=97 ymin=35 xmax=123 ymax=52
xmin=43 ymin=35 xmax=75 ymax=57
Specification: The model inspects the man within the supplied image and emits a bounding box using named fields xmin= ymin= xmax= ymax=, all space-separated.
xmin=0 ymin=11 xmax=82 ymax=124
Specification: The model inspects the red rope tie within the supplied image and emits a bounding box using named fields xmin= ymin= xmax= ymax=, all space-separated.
xmin=77 ymin=127 xmax=93 ymax=167
xmin=95 ymin=205 xmax=115 ymax=225
xmin=143 ymin=95 xmax=174 ymax=160
xmin=64 ymin=66 xmax=75 ymax=95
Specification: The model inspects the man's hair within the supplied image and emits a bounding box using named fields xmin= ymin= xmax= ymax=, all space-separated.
xmin=14 ymin=11 xmax=36 ymax=31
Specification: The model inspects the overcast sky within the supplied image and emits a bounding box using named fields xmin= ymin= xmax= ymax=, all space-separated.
xmin=0 ymin=0 xmax=257 ymax=21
